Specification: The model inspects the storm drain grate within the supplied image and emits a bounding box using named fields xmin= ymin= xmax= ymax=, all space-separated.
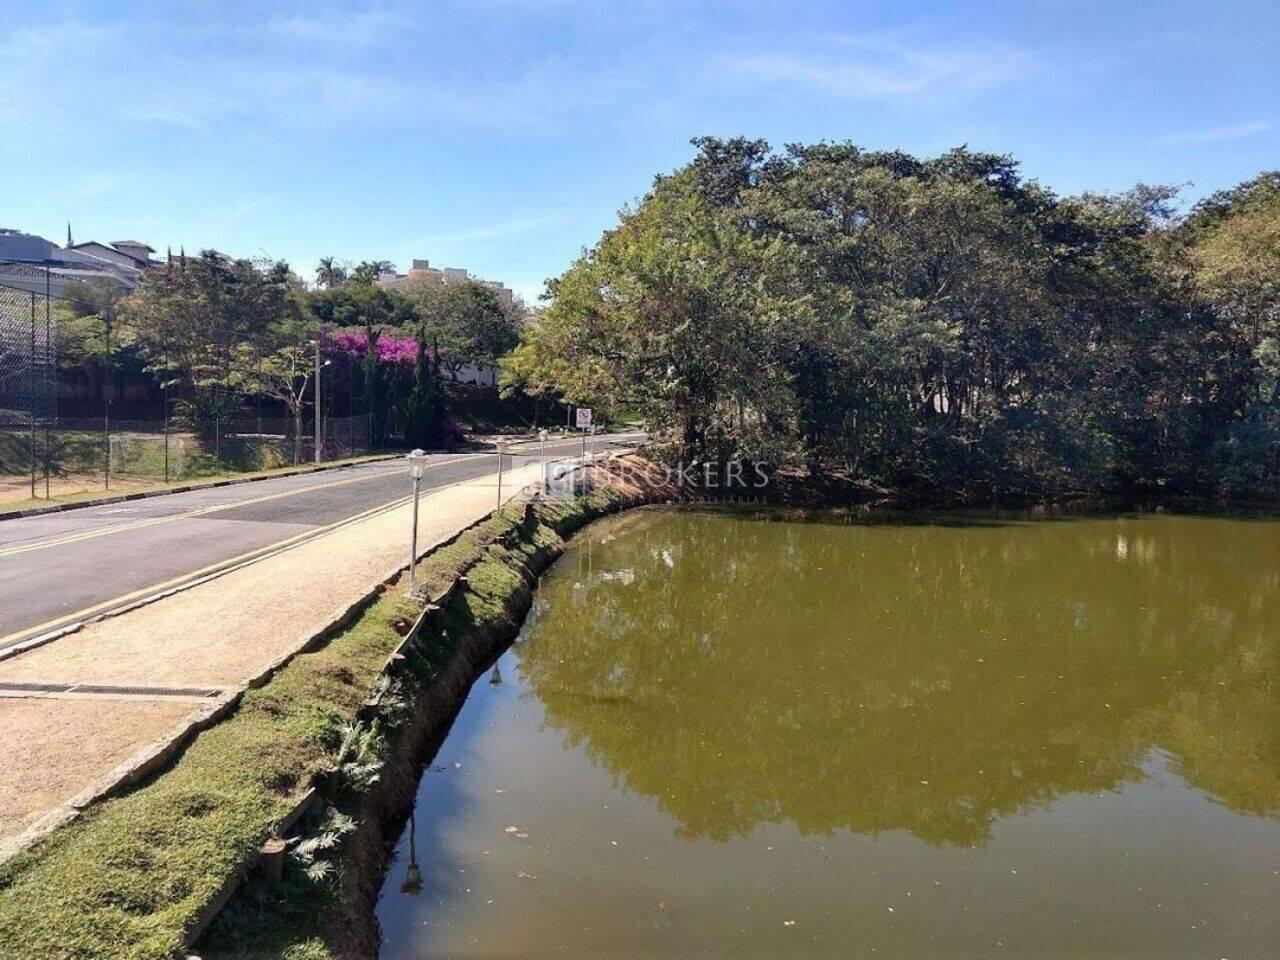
xmin=0 ymin=681 xmax=223 ymax=699
xmin=0 ymin=681 xmax=73 ymax=694
xmin=72 ymin=684 xmax=223 ymax=698
xmin=73 ymin=684 xmax=223 ymax=698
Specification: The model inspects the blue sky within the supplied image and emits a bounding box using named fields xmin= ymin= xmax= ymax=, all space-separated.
xmin=2 ymin=0 xmax=1277 ymax=302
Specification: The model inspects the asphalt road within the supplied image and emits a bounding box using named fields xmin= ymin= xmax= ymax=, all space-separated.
xmin=0 ymin=433 xmax=642 ymax=652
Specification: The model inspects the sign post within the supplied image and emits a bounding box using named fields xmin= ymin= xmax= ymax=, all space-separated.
xmin=575 ymin=408 xmax=592 ymax=496
xmin=576 ymin=408 xmax=592 ymax=461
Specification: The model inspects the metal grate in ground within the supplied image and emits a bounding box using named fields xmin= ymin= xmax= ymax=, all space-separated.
xmin=0 ymin=680 xmax=223 ymax=699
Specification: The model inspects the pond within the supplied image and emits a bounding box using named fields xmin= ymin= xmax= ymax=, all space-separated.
xmin=377 ymin=507 xmax=1280 ymax=959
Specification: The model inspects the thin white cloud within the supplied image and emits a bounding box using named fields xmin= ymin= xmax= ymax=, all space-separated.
xmin=206 ymin=197 xmax=261 ymax=224
xmin=264 ymin=7 xmax=402 ymax=48
xmin=1159 ymin=120 xmax=1273 ymax=144
xmin=410 ymin=213 xmax=566 ymax=248
xmin=717 ymin=34 xmax=1034 ymax=101
xmin=53 ymin=171 xmax=119 ymax=199
xmin=119 ymin=104 xmax=212 ymax=135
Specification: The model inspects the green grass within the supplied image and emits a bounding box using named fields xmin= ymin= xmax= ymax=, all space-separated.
xmin=0 ymin=585 xmax=420 ymax=959
xmin=199 ymin=491 xmax=627 ymax=960
xmin=0 ymin=476 xmax=638 ymax=960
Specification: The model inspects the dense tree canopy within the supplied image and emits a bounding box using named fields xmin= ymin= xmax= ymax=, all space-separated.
xmin=507 ymin=138 xmax=1278 ymax=500
xmin=106 ymin=252 xmax=527 ymax=452
xmin=402 ymin=278 xmax=521 ymax=379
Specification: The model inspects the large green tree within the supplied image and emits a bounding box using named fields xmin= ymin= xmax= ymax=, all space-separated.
xmin=406 ymin=279 xmax=520 ymax=380
xmin=1181 ymin=173 xmax=1280 ymax=493
xmin=516 ymin=138 xmax=1277 ymax=500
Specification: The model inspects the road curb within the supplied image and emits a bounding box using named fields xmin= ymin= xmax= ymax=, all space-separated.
xmin=0 ymin=454 xmax=401 ymax=523
xmin=0 ymin=471 xmax=551 ymax=868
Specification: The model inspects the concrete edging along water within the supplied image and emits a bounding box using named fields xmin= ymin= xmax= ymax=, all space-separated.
xmin=0 ymin=457 xmax=614 ymax=865
xmin=187 ymin=454 xmax=673 ymax=958
xmin=0 ymin=455 xmax=657 ymax=960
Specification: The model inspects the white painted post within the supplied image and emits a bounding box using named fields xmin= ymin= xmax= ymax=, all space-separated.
xmin=406 ymin=449 xmax=428 ymax=596
xmin=496 ymin=440 xmax=507 ymax=508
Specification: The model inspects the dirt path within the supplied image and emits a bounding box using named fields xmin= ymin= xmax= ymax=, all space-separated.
xmin=0 ymin=463 xmax=541 ymax=855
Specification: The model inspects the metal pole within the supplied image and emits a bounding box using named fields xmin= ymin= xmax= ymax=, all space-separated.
xmin=314 ymin=340 xmax=322 ymax=465
xmin=28 ymin=292 xmax=36 ymax=499
xmin=44 ymin=269 xmax=51 ymax=500
xmin=540 ymin=431 xmax=547 ymax=491
xmin=104 ymin=304 xmax=111 ymax=491
xmin=164 ymin=320 xmax=171 ymax=483
xmin=496 ymin=445 xmax=504 ymax=508
xmin=163 ymin=389 xmax=170 ymax=483
xmin=407 ymin=474 xmax=421 ymax=595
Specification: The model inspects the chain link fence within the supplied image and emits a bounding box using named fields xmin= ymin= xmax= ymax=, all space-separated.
xmin=1 ymin=259 xmax=380 ymax=508
xmin=1 ymin=263 xmax=56 ymax=503
xmin=0 ymin=413 xmax=373 ymax=507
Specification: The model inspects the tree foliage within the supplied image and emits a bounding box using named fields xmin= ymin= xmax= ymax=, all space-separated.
xmin=404 ymin=279 xmax=520 ymax=379
xmin=515 ymin=139 xmax=1278 ymax=500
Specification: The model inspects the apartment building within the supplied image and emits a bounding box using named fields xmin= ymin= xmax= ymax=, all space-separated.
xmin=376 ymin=258 xmax=516 ymax=308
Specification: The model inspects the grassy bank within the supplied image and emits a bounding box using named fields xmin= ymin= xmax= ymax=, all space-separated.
xmin=0 ymin=459 xmax=661 ymax=960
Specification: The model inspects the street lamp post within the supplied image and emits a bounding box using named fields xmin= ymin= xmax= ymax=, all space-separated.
xmin=538 ymin=428 xmax=548 ymax=491
xmin=310 ymin=340 xmax=331 ymax=465
xmin=312 ymin=339 xmax=321 ymax=464
xmin=495 ymin=440 xmax=507 ymax=508
xmin=160 ymin=378 xmax=178 ymax=483
xmin=406 ymin=449 xmax=428 ymax=597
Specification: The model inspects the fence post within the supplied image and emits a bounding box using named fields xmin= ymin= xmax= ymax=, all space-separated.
xmin=43 ymin=279 xmax=51 ymax=500
xmin=104 ymin=407 xmax=110 ymax=491
xmin=215 ymin=418 xmax=221 ymax=475
xmin=28 ymin=292 xmax=36 ymax=500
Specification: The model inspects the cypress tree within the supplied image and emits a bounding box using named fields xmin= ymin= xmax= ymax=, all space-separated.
xmin=362 ymin=320 xmax=381 ymax=447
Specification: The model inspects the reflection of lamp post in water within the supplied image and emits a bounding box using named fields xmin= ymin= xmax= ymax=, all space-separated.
xmin=400 ymin=811 xmax=423 ymax=894
xmin=489 ymin=661 xmax=502 ymax=686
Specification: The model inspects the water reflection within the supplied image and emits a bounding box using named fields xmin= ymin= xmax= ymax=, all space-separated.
xmin=376 ymin=508 xmax=1280 ymax=959
xmin=518 ymin=509 xmax=1280 ymax=846
xmin=400 ymin=811 xmax=423 ymax=895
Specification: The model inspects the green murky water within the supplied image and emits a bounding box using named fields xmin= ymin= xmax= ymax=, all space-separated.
xmin=377 ymin=507 xmax=1280 ymax=959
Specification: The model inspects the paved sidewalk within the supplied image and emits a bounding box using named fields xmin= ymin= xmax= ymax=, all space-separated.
xmin=0 ymin=462 xmax=541 ymax=854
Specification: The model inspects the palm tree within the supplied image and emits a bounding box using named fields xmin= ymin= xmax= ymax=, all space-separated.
xmin=315 ymin=257 xmax=346 ymax=289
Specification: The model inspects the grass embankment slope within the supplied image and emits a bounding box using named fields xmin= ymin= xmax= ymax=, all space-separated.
xmin=0 ymin=457 xmax=662 ymax=960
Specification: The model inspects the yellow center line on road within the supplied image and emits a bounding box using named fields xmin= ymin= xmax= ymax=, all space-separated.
xmin=0 ymin=455 xmax=557 ymax=655
xmin=0 ymin=492 xmax=417 ymax=653
xmin=0 ymin=455 xmax=475 ymax=560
